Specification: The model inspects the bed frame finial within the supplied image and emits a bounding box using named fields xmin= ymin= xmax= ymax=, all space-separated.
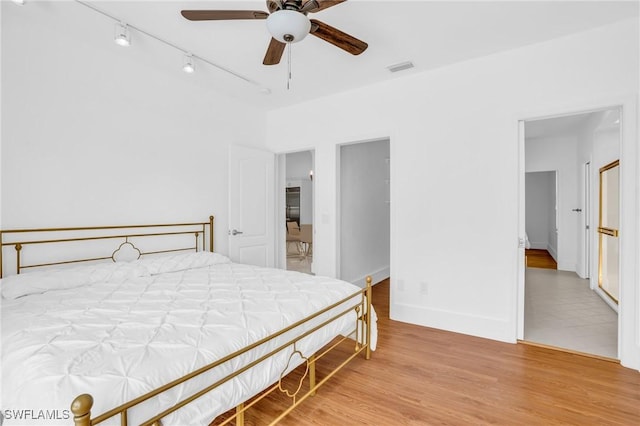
xmin=71 ymin=394 xmax=93 ymax=426
xmin=209 ymin=215 xmax=214 ymax=252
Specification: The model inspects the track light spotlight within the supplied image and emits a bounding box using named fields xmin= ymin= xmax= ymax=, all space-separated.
xmin=182 ymin=54 xmax=195 ymax=73
xmin=114 ymin=22 xmax=131 ymax=46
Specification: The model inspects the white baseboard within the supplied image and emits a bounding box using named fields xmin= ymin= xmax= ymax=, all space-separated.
xmin=557 ymin=262 xmax=576 ymax=272
xmin=391 ymin=303 xmax=514 ymax=343
xmin=351 ymin=266 xmax=390 ymax=288
xmin=594 ymin=287 xmax=619 ymax=313
xmin=547 ymin=244 xmax=558 ymax=262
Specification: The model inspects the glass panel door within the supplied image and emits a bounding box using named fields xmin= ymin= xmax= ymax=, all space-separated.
xmin=598 ymin=160 xmax=620 ymax=303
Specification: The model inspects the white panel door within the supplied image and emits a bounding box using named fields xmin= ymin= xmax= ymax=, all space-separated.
xmin=228 ymin=145 xmax=275 ymax=267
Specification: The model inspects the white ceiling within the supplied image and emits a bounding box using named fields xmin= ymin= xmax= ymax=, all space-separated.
xmin=525 ymin=112 xmax=597 ymax=139
xmin=74 ymin=1 xmax=638 ymax=109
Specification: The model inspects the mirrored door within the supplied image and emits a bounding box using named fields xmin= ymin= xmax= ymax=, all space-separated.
xmin=598 ymin=160 xmax=620 ymax=303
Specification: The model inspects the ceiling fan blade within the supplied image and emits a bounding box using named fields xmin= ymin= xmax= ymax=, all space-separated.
xmin=181 ymin=10 xmax=269 ymax=21
xmin=301 ymin=0 xmax=346 ymax=14
xmin=309 ymin=19 xmax=367 ymax=55
xmin=263 ymin=38 xmax=286 ymax=65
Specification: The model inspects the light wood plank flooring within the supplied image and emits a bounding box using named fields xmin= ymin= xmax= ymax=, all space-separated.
xmin=215 ymin=279 xmax=640 ymax=425
xmin=525 ymin=249 xmax=557 ymax=269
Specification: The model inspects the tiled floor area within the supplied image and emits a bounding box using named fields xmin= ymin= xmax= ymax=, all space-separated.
xmin=524 ymin=267 xmax=618 ymax=359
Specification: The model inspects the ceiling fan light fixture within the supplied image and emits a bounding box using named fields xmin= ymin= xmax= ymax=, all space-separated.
xmin=114 ymin=22 xmax=131 ymax=47
xmin=266 ymin=10 xmax=311 ymax=43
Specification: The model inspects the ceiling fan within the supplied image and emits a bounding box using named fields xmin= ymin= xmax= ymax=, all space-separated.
xmin=181 ymin=0 xmax=368 ymax=65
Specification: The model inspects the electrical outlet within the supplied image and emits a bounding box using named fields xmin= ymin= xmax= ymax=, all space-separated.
xmin=420 ymin=281 xmax=429 ymax=295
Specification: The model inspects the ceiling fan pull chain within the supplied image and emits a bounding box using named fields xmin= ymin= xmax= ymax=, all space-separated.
xmin=287 ymin=42 xmax=292 ymax=90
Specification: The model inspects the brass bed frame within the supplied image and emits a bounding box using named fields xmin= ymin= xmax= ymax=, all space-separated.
xmin=0 ymin=216 xmax=373 ymax=426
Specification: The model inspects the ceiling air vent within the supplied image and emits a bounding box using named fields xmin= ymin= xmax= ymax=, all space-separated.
xmin=387 ymin=61 xmax=414 ymax=73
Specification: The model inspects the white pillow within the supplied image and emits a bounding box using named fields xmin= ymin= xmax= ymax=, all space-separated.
xmin=134 ymin=251 xmax=231 ymax=275
xmin=1 ymin=261 xmax=149 ymax=300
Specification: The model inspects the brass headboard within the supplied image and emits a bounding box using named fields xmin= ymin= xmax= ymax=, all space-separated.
xmin=0 ymin=216 xmax=214 ymax=278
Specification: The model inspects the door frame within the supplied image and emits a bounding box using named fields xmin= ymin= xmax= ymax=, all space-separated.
xmin=515 ymin=95 xmax=639 ymax=371
xmin=583 ymin=160 xmax=591 ymax=280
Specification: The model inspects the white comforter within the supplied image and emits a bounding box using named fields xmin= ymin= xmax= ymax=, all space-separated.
xmin=1 ymin=253 xmax=377 ymax=425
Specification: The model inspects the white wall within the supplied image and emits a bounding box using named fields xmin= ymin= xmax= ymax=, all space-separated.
xmin=339 ymin=139 xmax=390 ymax=286
xmin=526 ymin=136 xmax=577 ymax=270
xmin=265 ymin=18 xmax=639 ymax=369
xmin=1 ymin=2 xmax=266 ymax=255
xmin=525 ymin=171 xmax=556 ymax=255
xmin=285 ymin=151 xmax=313 ymax=181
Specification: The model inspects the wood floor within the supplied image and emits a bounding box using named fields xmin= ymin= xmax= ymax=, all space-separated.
xmin=526 ymin=248 xmax=558 ymax=269
xmin=215 ymin=279 xmax=640 ymax=425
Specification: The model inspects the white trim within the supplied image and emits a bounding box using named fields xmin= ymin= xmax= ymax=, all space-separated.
xmin=516 ymin=120 xmax=526 ymax=340
xmin=594 ymin=286 xmax=619 ymax=313
xmin=275 ymin=154 xmax=287 ymax=270
xmin=395 ymin=303 xmax=514 ymax=343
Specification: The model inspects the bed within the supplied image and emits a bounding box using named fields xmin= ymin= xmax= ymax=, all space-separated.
xmin=0 ymin=217 xmax=377 ymax=426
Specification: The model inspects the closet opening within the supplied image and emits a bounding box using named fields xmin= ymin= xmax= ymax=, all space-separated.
xmin=336 ymin=138 xmax=390 ymax=290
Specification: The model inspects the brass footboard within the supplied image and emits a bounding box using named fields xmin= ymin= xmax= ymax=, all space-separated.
xmin=71 ymin=277 xmax=374 ymax=426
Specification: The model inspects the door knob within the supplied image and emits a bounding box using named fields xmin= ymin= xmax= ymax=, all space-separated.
xmin=230 ymin=229 xmax=244 ymax=236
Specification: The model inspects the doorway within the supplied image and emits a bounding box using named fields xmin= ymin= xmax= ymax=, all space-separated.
xmin=520 ymin=107 xmax=621 ymax=359
xmin=282 ymin=150 xmax=314 ymax=274
xmin=525 ymin=170 xmax=558 ymax=267
xmin=337 ymin=138 xmax=390 ymax=287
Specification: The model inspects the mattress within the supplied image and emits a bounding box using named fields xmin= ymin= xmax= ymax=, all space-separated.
xmin=1 ymin=252 xmax=377 ymax=425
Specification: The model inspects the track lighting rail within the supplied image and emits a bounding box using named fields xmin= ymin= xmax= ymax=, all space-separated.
xmin=74 ymin=1 xmax=265 ymax=90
